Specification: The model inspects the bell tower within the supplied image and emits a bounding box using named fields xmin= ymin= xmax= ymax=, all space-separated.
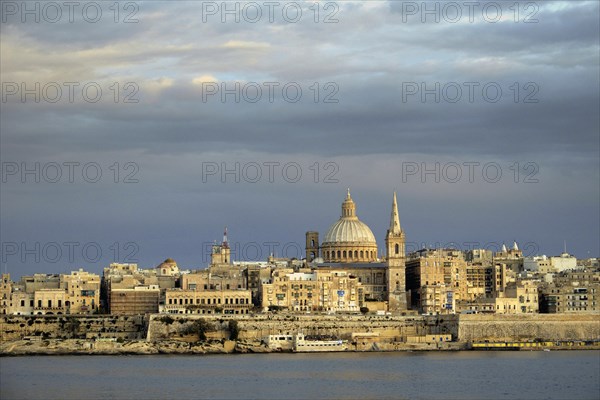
xmin=386 ymin=192 xmax=407 ymax=312
xmin=211 ymin=228 xmax=231 ymax=265
xmin=305 ymin=231 xmax=320 ymax=262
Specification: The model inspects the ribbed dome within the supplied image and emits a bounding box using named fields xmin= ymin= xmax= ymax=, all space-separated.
xmin=323 ymin=218 xmax=377 ymax=244
xmin=322 ymin=189 xmax=377 ymax=245
xmin=320 ymin=190 xmax=379 ymax=263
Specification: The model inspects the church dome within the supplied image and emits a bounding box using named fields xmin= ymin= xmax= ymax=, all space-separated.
xmin=157 ymin=258 xmax=179 ymax=276
xmin=324 ymin=218 xmax=376 ymax=244
xmin=321 ymin=190 xmax=378 ymax=263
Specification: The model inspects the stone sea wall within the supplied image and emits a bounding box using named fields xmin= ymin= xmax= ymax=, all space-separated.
xmin=457 ymin=313 xmax=600 ymax=342
xmin=146 ymin=314 xmax=455 ymax=343
xmin=0 ymin=315 xmax=147 ymax=342
xmin=1 ymin=313 xmax=598 ymax=355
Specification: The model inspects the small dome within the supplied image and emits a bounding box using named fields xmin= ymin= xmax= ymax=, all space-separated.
xmin=157 ymin=258 xmax=179 ymax=275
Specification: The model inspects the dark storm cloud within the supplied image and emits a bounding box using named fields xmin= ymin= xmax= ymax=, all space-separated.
xmin=1 ymin=1 xmax=598 ymax=277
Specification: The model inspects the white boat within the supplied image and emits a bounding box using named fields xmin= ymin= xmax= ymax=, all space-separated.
xmin=293 ymin=333 xmax=347 ymax=352
xmin=264 ymin=334 xmax=295 ymax=351
xmin=263 ymin=333 xmax=348 ymax=352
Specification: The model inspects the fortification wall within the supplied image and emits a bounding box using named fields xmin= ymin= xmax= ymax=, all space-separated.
xmin=146 ymin=314 xmax=458 ymax=342
xmin=0 ymin=315 xmax=147 ymax=342
xmin=456 ymin=314 xmax=600 ymax=342
xmin=3 ymin=313 xmax=598 ymax=348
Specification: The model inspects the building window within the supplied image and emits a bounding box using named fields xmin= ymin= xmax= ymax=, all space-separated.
xmin=395 ymin=244 xmax=399 ymax=254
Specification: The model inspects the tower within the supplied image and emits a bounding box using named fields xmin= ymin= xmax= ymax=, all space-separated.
xmin=386 ymin=192 xmax=407 ymax=312
xmin=211 ymin=228 xmax=232 ymax=265
xmin=305 ymin=231 xmax=320 ymax=262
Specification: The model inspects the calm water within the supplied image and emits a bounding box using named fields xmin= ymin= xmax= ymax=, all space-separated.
xmin=1 ymin=351 xmax=599 ymax=400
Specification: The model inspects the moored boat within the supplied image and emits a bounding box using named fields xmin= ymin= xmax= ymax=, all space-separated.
xmin=293 ymin=333 xmax=347 ymax=352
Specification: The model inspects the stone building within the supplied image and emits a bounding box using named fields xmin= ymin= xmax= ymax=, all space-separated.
xmin=33 ymin=288 xmax=67 ymax=315
xmin=181 ymin=266 xmax=246 ymax=292
xmin=549 ymin=253 xmax=578 ymax=272
xmin=9 ymin=290 xmax=34 ymax=315
xmin=261 ymin=269 xmax=364 ymax=313
xmin=539 ymin=268 xmax=600 ymax=313
xmin=109 ymin=285 xmax=160 ymax=315
xmin=524 ymin=255 xmax=554 ymax=274
xmin=494 ymin=242 xmax=524 ymax=272
xmin=161 ymin=288 xmax=252 ymax=315
xmin=60 ymin=269 xmax=101 ymax=314
xmin=465 ymin=249 xmax=493 ymax=265
xmin=0 ymin=274 xmax=11 ymax=315
xmin=406 ymin=248 xmax=468 ymax=311
xmin=20 ymin=273 xmax=60 ymax=292
xmin=494 ymin=281 xmax=539 ymax=314
xmin=1 ymin=270 xmax=100 ymax=315
xmin=103 ymin=261 xmax=178 ymax=314
xmin=458 ymin=281 xmax=539 ymax=314
xmin=419 ymin=284 xmax=455 ymax=315
xmin=244 ymin=264 xmax=274 ymax=306
xmin=486 ymin=263 xmax=515 ymax=295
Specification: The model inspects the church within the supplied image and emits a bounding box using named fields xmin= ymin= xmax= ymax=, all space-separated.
xmin=306 ymin=190 xmax=407 ymax=312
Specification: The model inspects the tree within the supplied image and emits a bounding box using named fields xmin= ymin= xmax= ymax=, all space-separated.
xmin=66 ymin=317 xmax=81 ymax=338
xmin=182 ymin=319 xmax=210 ymax=341
xmin=228 ymin=320 xmax=240 ymax=340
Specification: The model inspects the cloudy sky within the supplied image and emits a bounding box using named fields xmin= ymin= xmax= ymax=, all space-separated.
xmin=1 ymin=1 xmax=598 ymax=278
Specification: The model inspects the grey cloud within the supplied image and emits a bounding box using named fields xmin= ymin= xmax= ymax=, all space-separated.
xmin=1 ymin=0 xmax=598 ymax=277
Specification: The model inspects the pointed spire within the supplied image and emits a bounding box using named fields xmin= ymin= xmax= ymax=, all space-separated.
xmin=389 ymin=191 xmax=401 ymax=234
xmin=512 ymin=241 xmax=519 ymax=251
xmin=346 ymin=188 xmax=351 ymax=200
xmin=502 ymin=243 xmax=507 ymax=252
xmin=222 ymin=227 xmax=229 ymax=249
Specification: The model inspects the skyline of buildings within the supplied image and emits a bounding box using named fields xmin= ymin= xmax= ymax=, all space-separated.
xmin=1 ymin=188 xmax=596 ymax=280
xmin=2 ymin=190 xmax=598 ymax=317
